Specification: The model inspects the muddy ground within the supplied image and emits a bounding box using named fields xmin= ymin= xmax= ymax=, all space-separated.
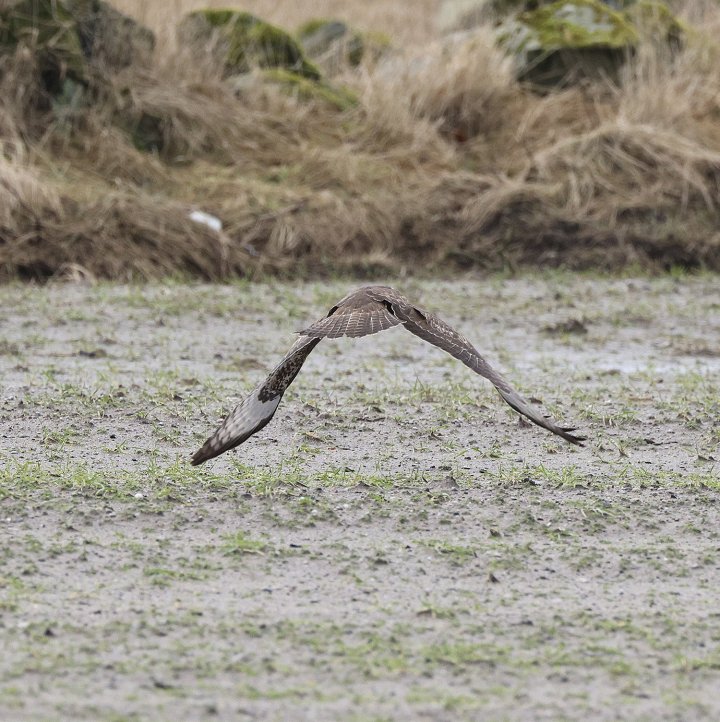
xmin=1 ymin=275 xmax=719 ymax=721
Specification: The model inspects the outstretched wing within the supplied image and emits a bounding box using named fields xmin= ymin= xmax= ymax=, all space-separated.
xmin=299 ymin=300 xmax=401 ymax=338
xmin=393 ymin=305 xmax=585 ymax=446
xmin=191 ymin=336 xmax=320 ymax=465
xmin=191 ymin=284 xmax=583 ymax=464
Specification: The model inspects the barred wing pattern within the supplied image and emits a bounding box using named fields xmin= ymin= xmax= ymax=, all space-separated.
xmin=299 ymin=301 xmax=400 ymax=338
xmin=360 ymin=287 xmax=584 ymax=446
xmin=191 ymin=336 xmax=319 ymax=465
xmin=396 ymin=310 xmax=584 ymax=445
xmin=191 ymin=285 xmax=584 ymax=465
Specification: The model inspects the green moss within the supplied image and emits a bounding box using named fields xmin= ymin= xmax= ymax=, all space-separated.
xmin=509 ymin=0 xmax=682 ymax=50
xmin=363 ymin=30 xmax=392 ymax=49
xmin=297 ymin=18 xmax=391 ymax=68
xmin=518 ymin=0 xmax=638 ymax=48
xmin=195 ymin=9 xmax=239 ymax=28
xmin=297 ymin=18 xmax=336 ymax=38
xmin=180 ymin=9 xmax=320 ymax=80
xmin=262 ymin=68 xmax=358 ymax=110
xmin=498 ymin=0 xmax=683 ymax=87
xmin=628 ymin=0 xmax=684 ymax=41
xmin=0 ymin=0 xmax=87 ymax=91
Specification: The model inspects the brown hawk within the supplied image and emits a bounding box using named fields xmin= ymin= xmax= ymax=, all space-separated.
xmin=191 ymin=286 xmax=585 ymax=465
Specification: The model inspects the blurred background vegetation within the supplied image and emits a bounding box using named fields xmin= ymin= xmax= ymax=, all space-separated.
xmin=1 ymin=0 xmax=719 ymax=281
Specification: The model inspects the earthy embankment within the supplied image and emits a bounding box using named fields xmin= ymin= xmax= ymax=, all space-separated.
xmin=2 ymin=1 xmax=720 ymax=279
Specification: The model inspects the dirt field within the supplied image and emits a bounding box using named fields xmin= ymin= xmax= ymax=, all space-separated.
xmin=1 ymin=275 xmax=719 ymax=721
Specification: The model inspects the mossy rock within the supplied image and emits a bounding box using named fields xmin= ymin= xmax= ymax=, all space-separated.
xmin=626 ymin=0 xmax=683 ymax=43
xmin=297 ymin=18 xmax=390 ymax=69
xmin=440 ymin=0 xmax=639 ymax=32
xmin=0 ymin=0 xmax=154 ymax=81
xmin=0 ymin=0 xmax=88 ymax=93
xmin=66 ymin=0 xmax=155 ymax=69
xmin=178 ymin=9 xmax=320 ymax=79
xmin=262 ymin=68 xmax=358 ymax=110
xmin=516 ymin=0 xmax=637 ymax=47
xmin=497 ymin=0 xmax=683 ymax=86
xmin=111 ymin=88 xmax=165 ymax=153
xmin=297 ymin=19 xmax=363 ymax=65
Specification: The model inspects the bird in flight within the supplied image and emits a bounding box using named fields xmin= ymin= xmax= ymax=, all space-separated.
xmin=191 ymin=286 xmax=585 ymax=465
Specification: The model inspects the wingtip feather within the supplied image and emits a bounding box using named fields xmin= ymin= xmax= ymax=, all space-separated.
xmin=561 ymin=429 xmax=587 ymax=447
xmin=190 ymin=445 xmax=213 ymax=466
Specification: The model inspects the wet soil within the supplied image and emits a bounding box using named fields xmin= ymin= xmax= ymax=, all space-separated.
xmin=1 ymin=276 xmax=719 ymax=721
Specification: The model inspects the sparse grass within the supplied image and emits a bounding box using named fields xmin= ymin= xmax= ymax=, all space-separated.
xmin=421 ymin=539 xmax=478 ymax=564
xmin=489 ymin=463 xmax=588 ymax=488
xmin=2 ymin=277 xmax=720 ymax=720
xmin=143 ymin=566 xmax=208 ymax=586
xmin=221 ymin=531 xmax=268 ymax=556
xmin=0 ymin=457 xmax=237 ymax=502
xmin=41 ymin=427 xmax=79 ymax=447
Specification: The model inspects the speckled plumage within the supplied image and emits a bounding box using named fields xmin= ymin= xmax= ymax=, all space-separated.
xmin=190 ymin=285 xmax=585 ymax=465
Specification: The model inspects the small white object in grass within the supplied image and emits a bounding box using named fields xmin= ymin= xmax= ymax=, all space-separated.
xmin=189 ymin=210 xmax=222 ymax=233
xmin=134 ymin=492 xmax=144 ymax=499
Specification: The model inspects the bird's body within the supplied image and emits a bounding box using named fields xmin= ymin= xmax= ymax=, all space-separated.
xmin=191 ymin=285 xmax=585 ymax=465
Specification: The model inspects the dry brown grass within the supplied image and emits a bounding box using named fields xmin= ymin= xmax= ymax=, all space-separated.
xmin=113 ymin=0 xmax=442 ymax=51
xmin=1 ymin=0 xmax=720 ymax=280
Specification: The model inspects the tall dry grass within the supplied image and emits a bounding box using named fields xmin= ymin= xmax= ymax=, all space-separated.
xmin=113 ymin=0 xmax=442 ymax=51
xmin=1 ymin=0 xmax=720 ymax=279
